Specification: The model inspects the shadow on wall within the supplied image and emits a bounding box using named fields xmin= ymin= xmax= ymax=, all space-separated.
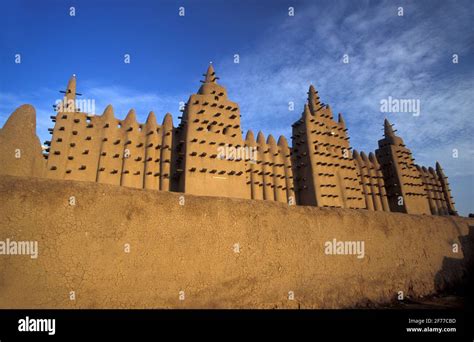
xmin=435 ymin=224 xmax=474 ymax=306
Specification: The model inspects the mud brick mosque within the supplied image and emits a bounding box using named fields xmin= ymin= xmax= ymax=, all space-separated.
xmin=0 ymin=65 xmax=458 ymax=216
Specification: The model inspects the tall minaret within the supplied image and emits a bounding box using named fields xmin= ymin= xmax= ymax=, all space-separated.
xmin=173 ymin=64 xmax=248 ymax=199
xmin=375 ymin=119 xmax=430 ymax=214
xmin=46 ymin=75 xmax=79 ymax=178
xmin=60 ymin=74 xmax=77 ymax=113
xmin=291 ymin=84 xmax=364 ymax=208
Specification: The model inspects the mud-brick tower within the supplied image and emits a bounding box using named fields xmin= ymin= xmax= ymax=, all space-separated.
xmin=45 ymin=75 xmax=175 ymax=190
xmin=45 ymin=75 xmax=108 ymax=183
xmin=291 ymin=85 xmax=365 ymax=208
xmin=45 ymin=75 xmax=82 ymax=179
xmin=173 ymin=65 xmax=248 ymax=198
xmin=435 ymin=162 xmax=457 ymax=215
xmin=375 ymin=119 xmax=431 ymax=214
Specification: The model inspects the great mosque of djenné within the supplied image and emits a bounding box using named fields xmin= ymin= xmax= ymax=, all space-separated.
xmin=0 ymin=65 xmax=457 ymax=216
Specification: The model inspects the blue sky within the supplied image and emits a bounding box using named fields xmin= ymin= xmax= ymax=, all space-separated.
xmin=0 ymin=0 xmax=473 ymax=215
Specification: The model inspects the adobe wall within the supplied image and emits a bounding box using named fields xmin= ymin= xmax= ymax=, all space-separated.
xmin=244 ymin=131 xmax=294 ymax=203
xmin=353 ymin=150 xmax=389 ymax=211
xmin=45 ymin=105 xmax=175 ymax=191
xmin=0 ymin=175 xmax=471 ymax=309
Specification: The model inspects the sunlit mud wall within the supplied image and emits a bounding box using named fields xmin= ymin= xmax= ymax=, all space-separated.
xmin=0 ymin=175 xmax=471 ymax=309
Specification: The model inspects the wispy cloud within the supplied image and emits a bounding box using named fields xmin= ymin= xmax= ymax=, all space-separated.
xmin=218 ymin=1 xmax=473 ymax=145
xmin=227 ymin=8 xmax=469 ymax=137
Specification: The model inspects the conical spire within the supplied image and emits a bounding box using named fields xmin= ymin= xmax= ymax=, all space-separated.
xmin=326 ymin=104 xmax=334 ymax=120
xmin=352 ymin=149 xmax=360 ymax=159
xmin=267 ymin=134 xmax=277 ymax=147
xmin=435 ymin=161 xmax=446 ymax=177
xmin=308 ymin=84 xmax=321 ymax=112
xmin=277 ymin=135 xmax=289 ymax=148
xmin=203 ymin=64 xmax=219 ymax=83
xmin=360 ymin=151 xmax=369 ymax=162
xmin=101 ymin=105 xmax=115 ymax=121
xmin=123 ymin=109 xmax=137 ymax=125
xmin=162 ymin=113 xmax=173 ymax=128
xmin=369 ymin=152 xmax=380 ymax=166
xmin=66 ymin=74 xmax=76 ymax=95
xmin=256 ymin=131 xmax=266 ymax=145
xmin=245 ymin=130 xmax=255 ymax=144
xmin=59 ymin=74 xmax=77 ymax=112
xmin=145 ymin=111 xmax=157 ymax=128
xmin=338 ymin=113 xmax=346 ymax=129
xmin=384 ymin=118 xmax=396 ymax=137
